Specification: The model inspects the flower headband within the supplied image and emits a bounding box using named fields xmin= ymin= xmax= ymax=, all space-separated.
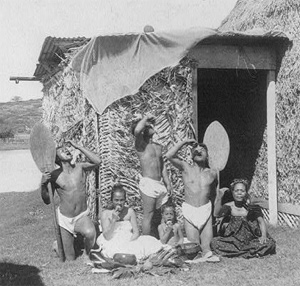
xmin=230 ymin=178 xmax=249 ymax=192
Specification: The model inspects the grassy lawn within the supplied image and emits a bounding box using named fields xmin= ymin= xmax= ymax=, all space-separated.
xmin=0 ymin=142 xmax=29 ymax=151
xmin=0 ymin=135 xmax=30 ymax=151
xmin=1 ymin=190 xmax=299 ymax=286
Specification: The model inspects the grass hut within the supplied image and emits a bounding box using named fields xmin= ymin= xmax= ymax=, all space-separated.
xmin=219 ymin=0 xmax=300 ymax=227
xmin=34 ymin=27 xmax=290 ymax=226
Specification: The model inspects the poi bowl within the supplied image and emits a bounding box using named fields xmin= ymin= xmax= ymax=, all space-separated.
xmin=181 ymin=243 xmax=201 ymax=259
xmin=113 ymin=253 xmax=137 ymax=265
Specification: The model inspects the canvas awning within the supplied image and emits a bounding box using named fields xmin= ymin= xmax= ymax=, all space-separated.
xmin=70 ymin=27 xmax=289 ymax=115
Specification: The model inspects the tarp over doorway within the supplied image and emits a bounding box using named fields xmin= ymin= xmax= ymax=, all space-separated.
xmin=70 ymin=27 xmax=288 ymax=114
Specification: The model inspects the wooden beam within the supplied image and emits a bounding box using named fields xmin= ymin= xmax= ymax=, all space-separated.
xmin=188 ymin=45 xmax=276 ymax=70
xmin=253 ymin=199 xmax=300 ymax=217
xmin=191 ymin=67 xmax=198 ymax=141
xmin=9 ymin=76 xmax=40 ymax=82
xmin=266 ymin=70 xmax=277 ymax=225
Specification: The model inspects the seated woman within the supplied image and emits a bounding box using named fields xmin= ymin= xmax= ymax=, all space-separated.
xmin=211 ymin=178 xmax=276 ymax=259
xmin=97 ymin=184 xmax=163 ymax=260
xmin=158 ymin=203 xmax=184 ymax=247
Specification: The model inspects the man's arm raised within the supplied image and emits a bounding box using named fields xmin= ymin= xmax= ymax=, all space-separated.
xmin=166 ymin=139 xmax=196 ymax=171
xmin=133 ymin=114 xmax=155 ymax=136
xmin=133 ymin=114 xmax=155 ymax=151
xmin=66 ymin=140 xmax=101 ymax=170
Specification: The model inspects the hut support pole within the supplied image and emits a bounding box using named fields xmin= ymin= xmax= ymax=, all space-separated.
xmin=266 ymin=70 xmax=278 ymax=226
xmin=192 ymin=68 xmax=198 ymax=140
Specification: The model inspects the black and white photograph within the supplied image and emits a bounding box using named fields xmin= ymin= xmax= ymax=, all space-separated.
xmin=0 ymin=0 xmax=299 ymax=285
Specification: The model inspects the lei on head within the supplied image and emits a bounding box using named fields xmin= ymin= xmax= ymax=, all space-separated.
xmin=230 ymin=178 xmax=249 ymax=192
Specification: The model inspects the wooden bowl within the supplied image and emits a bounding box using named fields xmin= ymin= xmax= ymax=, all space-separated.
xmin=181 ymin=243 xmax=201 ymax=259
xmin=113 ymin=253 xmax=137 ymax=265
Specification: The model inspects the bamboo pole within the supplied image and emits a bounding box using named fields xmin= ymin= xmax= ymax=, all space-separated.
xmin=266 ymin=70 xmax=278 ymax=226
xmin=191 ymin=67 xmax=198 ymax=141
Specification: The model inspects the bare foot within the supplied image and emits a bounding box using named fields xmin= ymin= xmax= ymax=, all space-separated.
xmin=186 ymin=251 xmax=220 ymax=263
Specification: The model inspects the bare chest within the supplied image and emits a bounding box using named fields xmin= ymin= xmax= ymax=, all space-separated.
xmin=56 ymin=168 xmax=85 ymax=191
xmin=139 ymin=144 xmax=162 ymax=160
xmin=183 ymin=167 xmax=215 ymax=187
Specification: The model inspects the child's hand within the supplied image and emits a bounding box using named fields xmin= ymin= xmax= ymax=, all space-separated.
xmin=259 ymin=235 xmax=267 ymax=244
xmin=111 ymin=209 xmax=120 ymax=222
xmin=166 ymin=221 xmax=173 ymax=231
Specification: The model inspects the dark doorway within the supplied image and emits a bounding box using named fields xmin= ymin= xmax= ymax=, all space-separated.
xmin=197 ymin=69 xmax=267 ymax=190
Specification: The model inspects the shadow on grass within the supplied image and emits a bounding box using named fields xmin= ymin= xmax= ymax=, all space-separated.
xmin=0 ymin=262 xmax=44 ymax=286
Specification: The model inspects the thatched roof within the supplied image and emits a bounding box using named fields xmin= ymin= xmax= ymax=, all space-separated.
xmin=219 ymin=0 xmax=300 ymax=204
xmin=220 ymin=0 xmax=300 ymax=40
xmin=34 ymin=36 xmax=90 ymax=81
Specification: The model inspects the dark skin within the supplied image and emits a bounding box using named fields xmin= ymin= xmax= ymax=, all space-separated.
xmin=133 ymin=114 xmax=172 ymax=235
xmin=158 ymin=206 xmax=184 ymax=246
xmin=166 ymin=139 xmax=226 ymax=254
xmin=101 ymin=190 xmax=139 ymax=241
xmin=41 ymin=140 xmax=101 ymax=261
xmin=134 ymin=114 xmax=170 ymax=183
xmin=214 ymin=182 xmax=267 ymax=244
xmin=166 ymin=139 xmax=218 ymax=207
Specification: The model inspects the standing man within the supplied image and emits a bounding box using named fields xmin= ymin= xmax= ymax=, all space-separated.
xmin=41 ymin=140 xmax=101 ymax=261
xmin=132 ymin=114 xmax=172 ymax=237
xmin=166 ymin=139 xmax=223 ymax=262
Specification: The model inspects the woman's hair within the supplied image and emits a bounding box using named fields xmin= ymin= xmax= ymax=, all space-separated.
xmin=230 ymin=178 xmax=249 ymax=192
xmin=110 ymin=183 xmax=126 ymax=201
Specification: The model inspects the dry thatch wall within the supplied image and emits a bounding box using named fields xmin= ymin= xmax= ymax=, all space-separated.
xmin=42 ymin=58 xmax=195 ymax=222
xmin=220 ymin=0 xmax=300 ymax=205
xmin=42 ymin=68 xmax=99 ymax=219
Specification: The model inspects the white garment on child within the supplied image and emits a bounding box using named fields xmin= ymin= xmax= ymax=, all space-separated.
xmin=97 ymin=221 xmax=163 ymax=260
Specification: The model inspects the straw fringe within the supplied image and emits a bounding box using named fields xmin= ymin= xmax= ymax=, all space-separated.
xmin=220 ymin=0 xmax=300 ymax=206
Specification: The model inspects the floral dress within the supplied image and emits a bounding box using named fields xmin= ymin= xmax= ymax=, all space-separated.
xmin=211 ymin=205 xmax=276 ymax=258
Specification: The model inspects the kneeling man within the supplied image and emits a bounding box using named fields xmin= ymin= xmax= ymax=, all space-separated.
xmin=41 ymin=140 xmax=101 ymax=261
xmin=166 ymin=139 xmax=222 ymax=262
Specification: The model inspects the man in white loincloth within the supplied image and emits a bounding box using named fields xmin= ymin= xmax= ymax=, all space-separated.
xmin=41 ymin=140 xmax=101 ymax=261
xmin=166 ymin=139 xmax=225 ymax=262
xmin=132 ymin=114 xmax=172 ymax=237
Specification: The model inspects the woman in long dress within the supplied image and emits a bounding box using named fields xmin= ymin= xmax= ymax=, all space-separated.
xmin=97 ymin=184 xmax=163 ymax=260
xmin=211 ymin=179 xmax=276 ymax=258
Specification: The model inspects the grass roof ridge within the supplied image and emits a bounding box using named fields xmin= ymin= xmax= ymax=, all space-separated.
xmin=220 ymin=0 xmax=300 ymax=40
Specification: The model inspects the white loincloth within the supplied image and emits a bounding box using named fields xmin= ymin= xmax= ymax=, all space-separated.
xmin=97 ymin=221 xmax=163 ymax=260
xmin=182 ymin=201 xmax=212 ymax=230
xmin=56 ymin=207 xmax=89 ymax=236
xmin=139 ymin=176 xmax=168 ymax=209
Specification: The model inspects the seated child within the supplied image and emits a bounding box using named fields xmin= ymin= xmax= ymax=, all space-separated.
xmin=158 ymin=203 xmax=184 ymax=246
